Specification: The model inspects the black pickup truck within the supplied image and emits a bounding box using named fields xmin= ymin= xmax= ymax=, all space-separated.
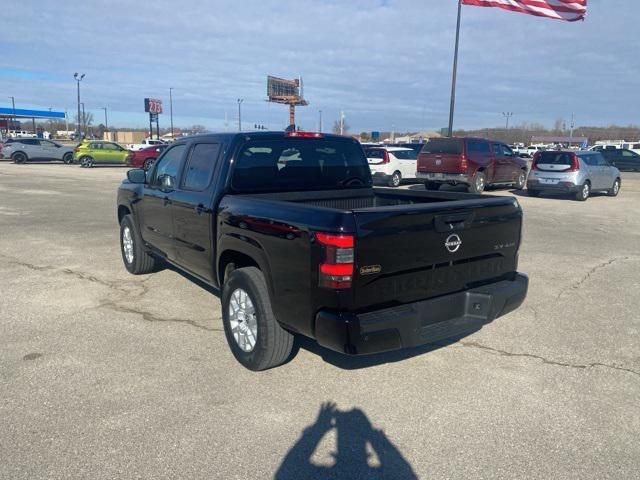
xmin=117 ymin=131 xmax=528 ymax=370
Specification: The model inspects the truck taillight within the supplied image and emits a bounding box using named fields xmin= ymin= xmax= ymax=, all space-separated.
xmin=286 ymin=131 xmax=324 ymax=138
xmin=460 ymin=154 xmax=469 ymax=171
xmin=316 ymin=232 xmax=354 ymax=289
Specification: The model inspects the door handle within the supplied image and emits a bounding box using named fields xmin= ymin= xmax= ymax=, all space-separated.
xmin=195 ymin=204 xmax=205 ymax=215
xmin=163 ymin=196 xmax=171 ymax=206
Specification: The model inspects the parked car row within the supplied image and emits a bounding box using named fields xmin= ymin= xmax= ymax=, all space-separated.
xmin=1 ymin=138 xmax=165 ymax=170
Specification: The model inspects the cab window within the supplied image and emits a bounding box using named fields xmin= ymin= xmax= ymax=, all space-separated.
xmin=181 ymin=143 xmax=221 ymax=191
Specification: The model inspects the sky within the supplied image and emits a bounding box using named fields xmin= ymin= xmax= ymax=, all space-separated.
xmin=0 ymin=0 xmax=637 ymax=133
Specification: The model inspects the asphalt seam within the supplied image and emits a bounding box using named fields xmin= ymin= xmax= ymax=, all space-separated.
xmin=555 ymin=256 xmax=631 ymax=300
xmin=0 ymin=253 xmax=222 ymax=333
xmin=457 ymin=340 xmax=640 ymax=378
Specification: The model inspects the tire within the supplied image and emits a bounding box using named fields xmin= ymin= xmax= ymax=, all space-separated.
xmin=120 ymin=214 xmax=157 ymax=275
xmin=607 ymin=178 xmax=621 ymax=197
xmin=467 ymin=171 xmax=486 ymax=194
xmin=388 ymin=171 xmax=401 ymax=187
xmin=513 ymin=170 xmax=527 ymax=190
xmin=575 ymin=181 xmax=590 ymax=201
xmin=424 ymin=181 xmax=441 ymax=191
xmin=12 ymin=152 xmax=27 ymax=164
xmin=527 ymin=189 xmax=540 ymax=197
xmin=143 ymin=158 xmax=155 ymax=171
xmin=222 ymin=267 xmax=294 ymax=371
xmin=62 ymin=152 xmax=73 ymax=164
xmin=80 ymin=156 xmax=93 ymax=168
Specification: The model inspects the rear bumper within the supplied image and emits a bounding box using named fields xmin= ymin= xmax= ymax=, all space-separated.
xmin=315 ymin=273 xmax=528 ymax=355
xmin=417 ymin=172 xmax=470 ymax=184
xmin=371 ymin=171 xmax=393 ymax=184
xmin=527 ymin=179 xmax=580 ymax=192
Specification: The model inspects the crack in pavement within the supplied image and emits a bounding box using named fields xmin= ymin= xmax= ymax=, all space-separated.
xmin=555 ymin=257 xmax=630 ymax=301
xmin=457 ymin=340 xmax=640 ymax=378
xmin=1 ymin=253 xmax=219 ymax=333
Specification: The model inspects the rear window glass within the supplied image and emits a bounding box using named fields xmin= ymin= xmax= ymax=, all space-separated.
xmin=392 ymin=150 xmax=417 ymax=160
xmin=421 ymin=138 xmax=462 ymax=154
xmin=232 ymin=138 xmax=372 ymax=193
xmin=538 ymin=152 xmax=574 ymax=164
xmin=365 ymin=148 xmax=384 ymax=159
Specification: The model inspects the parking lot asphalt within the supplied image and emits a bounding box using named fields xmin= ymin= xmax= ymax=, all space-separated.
xmin=1 ymin=162 xmax=639 ymax=479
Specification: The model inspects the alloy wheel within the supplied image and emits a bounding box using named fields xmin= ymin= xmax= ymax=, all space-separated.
xmin=228 ymin=288 xmax=258 ymax=352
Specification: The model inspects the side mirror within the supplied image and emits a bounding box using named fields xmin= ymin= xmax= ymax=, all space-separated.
xmin=127 ymin=168 xmax=146 ymax=184
xmin=159 ymin=174 xmax=176 ymax=191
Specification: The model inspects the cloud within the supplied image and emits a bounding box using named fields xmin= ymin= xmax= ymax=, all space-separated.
xmin=0 ymin=0 xmax=637 ymax=131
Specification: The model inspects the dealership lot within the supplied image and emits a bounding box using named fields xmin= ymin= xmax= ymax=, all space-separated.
xmin=1 ymin=163 xmax=639 ymax=479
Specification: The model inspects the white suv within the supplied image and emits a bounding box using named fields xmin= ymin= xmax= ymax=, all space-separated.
xmin=365 ymin=147 xmax=419 ymax=187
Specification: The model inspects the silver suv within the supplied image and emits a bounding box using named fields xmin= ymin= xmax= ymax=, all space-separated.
xmin=1 ymin=138 xmax=75 ymax=164
xmin=527 ymin=151 xmax=621 ymax=201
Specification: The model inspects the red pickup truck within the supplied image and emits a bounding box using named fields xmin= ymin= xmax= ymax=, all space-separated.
xmin=417 ymin=137 xmax=528 ymax=193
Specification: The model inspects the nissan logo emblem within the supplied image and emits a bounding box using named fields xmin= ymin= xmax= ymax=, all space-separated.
xmin=445 ymin=234 xmax=462 ymax=253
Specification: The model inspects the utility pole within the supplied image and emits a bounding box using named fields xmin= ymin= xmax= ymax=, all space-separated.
xmin=569 ymin=112 xmax=575 ymax=145
xmin=64 ymin=109 xmax=69 ymax=136
xmin=447 ymin=0 xmax=463 ymax=137
xmin=237 ymin=98 xmax=243 ymax=131
xmin=318 ymin=109 xmax=322 ymax=133
xmin=339 ymin=110 xmax=345 ymax=135
xmin=101 ymin=107 xmax=108 ymax=133
xmin=73 ymin=73 xmax=85 ymax=139
xmin=502 ymin=112 xmax=513 ymax=130
xmin=169 ymin=87 xmax=174 ymax=139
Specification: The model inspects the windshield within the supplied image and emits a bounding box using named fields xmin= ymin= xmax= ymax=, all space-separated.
xmin=232 ymin=138 xmax=372 ymax=193
xmin=421 ymin=138 xmax=462 ymax=154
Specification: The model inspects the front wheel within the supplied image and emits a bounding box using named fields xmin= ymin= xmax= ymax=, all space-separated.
xmin=607 ymin=178 xmax=621 ymax=197
xmin=575 ymin=182 xmax=590 ymax=201
xmin=513 ymin=170 xmax=527 ymax=190
xmin=120 ymin=214 xmax=157 ymax=274
xmin=388 ymin=171 xmax=401 ymax=187
xmin=62 ymin=152 xmax=73 ymax=164
xmin=467 ymin=171 xmax=486 ymax=194
xmin=222 ymin=267 xmax=294 ymax=371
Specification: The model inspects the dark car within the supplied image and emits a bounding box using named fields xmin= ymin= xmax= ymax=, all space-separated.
xmin=600 ymin=148 xmax=640 ymax=171
xmin=127 ymin=144 xmax=168 ymax=170
xmin=117 ymin=131 xmax=528 ymax=370
xmin=416 ymin=137 xmax=528 ymax=193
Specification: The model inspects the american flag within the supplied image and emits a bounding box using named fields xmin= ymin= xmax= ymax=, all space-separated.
xmin=461 ymin=0 xmax=587 ymax=22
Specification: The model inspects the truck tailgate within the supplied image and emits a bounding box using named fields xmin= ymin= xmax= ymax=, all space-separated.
xmin=418 ymin=153 xmax=465 ymax=174
xmin=351 ymin=197 xmax=522 ymax=311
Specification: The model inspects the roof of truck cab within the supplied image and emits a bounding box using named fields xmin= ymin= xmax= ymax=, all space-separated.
xmin=174 ymin=131 xmax=356 ymax=143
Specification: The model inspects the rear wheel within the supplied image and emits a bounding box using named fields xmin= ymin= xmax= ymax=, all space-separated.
xmin=120 ymin=214 xmax=157 ymax=274
xmin=575 ymin=181 xmax=590 ymax=201
xmin=62 ymin=152 xmax=73 ymax=164
xmin=607 ymin=178 xmax=620 ymax=197
xmin=467 ymin=171 xmax=486 ymax=194
xmin=12 ymin=152 xmax=27 ymax=164
xmin=143 ymin=158 xmax=155 ymax=170
xmin=424 ymin=181 xmax=441 ymax=191
xmin=513 ymin=170 xmax=527 ymax=190
xmin=388 ymin=171 xmax=401 ymax=187
xmin=80 ymin=156 xmax=94 ymax=168
xmin=222 ymin=267 xmax=294 ymax=371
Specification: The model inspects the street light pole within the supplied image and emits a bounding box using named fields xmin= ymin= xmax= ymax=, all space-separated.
xmin=73 ymin=73 xmax=85 ymax=138
xmin=502 ymin=112 xmax=513 ymax=130
xmin=80 ymin=102 xmax=86 ymax=136
xmin=169 ymin=87 xmax=174 ymax=139
xmin=237 ymin=98 xmax=243 ymax=131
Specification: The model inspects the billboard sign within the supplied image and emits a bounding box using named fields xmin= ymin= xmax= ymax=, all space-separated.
xmin=144 ymin=98 xmax=163 ymax=114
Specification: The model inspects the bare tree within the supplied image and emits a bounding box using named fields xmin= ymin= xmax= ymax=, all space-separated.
xmin=332 ymin=120 xmax=350 ymax=135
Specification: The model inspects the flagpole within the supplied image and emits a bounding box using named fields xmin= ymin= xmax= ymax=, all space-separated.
xmin=447 ymin=0 xmax=462 ymax=137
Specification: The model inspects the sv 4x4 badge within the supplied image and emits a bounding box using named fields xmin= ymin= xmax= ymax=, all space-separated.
xmin=360 ymin=265 xmax=382 ymax=275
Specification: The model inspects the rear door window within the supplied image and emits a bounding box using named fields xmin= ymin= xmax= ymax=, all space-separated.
xmin=577 ymin=154 xmax=597 ymax=166
xmin=392 ymin=150 xmax=417 ymax=160
xmin=421 ymin=138 xmax=462 ymax=154
xmin=181 ymin=143 xmax=221 ymax=191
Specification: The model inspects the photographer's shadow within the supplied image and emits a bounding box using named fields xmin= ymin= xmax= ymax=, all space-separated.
xmin=275 ymin=402 xmax=418 ymax=480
